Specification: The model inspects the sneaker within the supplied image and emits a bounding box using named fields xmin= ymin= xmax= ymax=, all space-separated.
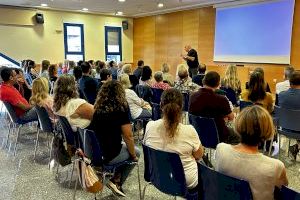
xmin=289 ymin=144 xmax=299 ymax=160
xmin=107 ymin=180 xmax=126 ymax=197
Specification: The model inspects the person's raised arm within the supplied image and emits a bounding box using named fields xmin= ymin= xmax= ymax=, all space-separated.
xmin=121 ymin=124 xmax=138 ymax=161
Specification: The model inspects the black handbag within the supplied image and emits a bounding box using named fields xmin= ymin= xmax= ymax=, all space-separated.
xmin=52 ymin=134 xmax=71 ymax=166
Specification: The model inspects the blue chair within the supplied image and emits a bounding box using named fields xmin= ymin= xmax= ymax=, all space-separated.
xmin=136 ymin=85 xmax=153 ymax=103
xmin=189 ymin=114 xmax=219 ymax=160
xmin=57 ymin=116 xmax=78 ymax=147
xmin=274 ymin=106 xmax=300 ymax=158
xmin=74 ymin=129 xmax=141 ymax=199
xmin=34 ymin=106 xmax=54 ymax=161
xmin=239 ymin=101 xmax=253 ymax=111
xmin=152 ymin=103 xmax=161 ymax=120
xmin=198 ymin=163 xmax=253 ymax=200
xmin=3 ymin=102 xmax=37 ymax=156
xmin=142 ymin=144 xmax=198 ymax=200
xmin=281 ymin=185 xmax=300 ymax=200
xmin=151 ymin=88 xmax=164 ymax=104
xmin=220 ymin=86 xmax=239 ymax=106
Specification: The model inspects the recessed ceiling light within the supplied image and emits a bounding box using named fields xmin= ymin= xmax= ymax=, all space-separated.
xmin=40 ymin=3 xmax=48 ymax=7
xmin=116 ymin=11 xmax=123 ymax=15
xmin=118 ymin=0 xmax=126 ymax=2
xmin=82 ymin=8 xmax=89 ymax=11
xmin=158 ymin=3 xmax=164 ymax=8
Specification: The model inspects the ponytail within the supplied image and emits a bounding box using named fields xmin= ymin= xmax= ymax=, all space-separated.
xmin=162 ymin=102 xmax=182 ymax=139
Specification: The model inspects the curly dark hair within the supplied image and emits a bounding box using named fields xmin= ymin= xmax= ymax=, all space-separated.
xmin=94 ymin=80 xmax=128 ymax=114
xmin=53 ymin=75 xmax=79 ymax=112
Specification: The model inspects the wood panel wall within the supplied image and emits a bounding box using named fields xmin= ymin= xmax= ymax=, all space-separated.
xmin=133 ymin=0 xmax=300 ymax=93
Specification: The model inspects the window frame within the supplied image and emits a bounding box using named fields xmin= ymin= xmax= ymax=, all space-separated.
xmin=63 ymin=23 xmax=85 ymax=61
xmin=105 ymin=26 xmax=122 ymax=61
xmin=0 ymin=52 xmax=19 ymax=67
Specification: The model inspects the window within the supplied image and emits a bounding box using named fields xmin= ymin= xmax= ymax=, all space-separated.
xmin=64 ymin=23 xmax=84 ymax=62
xmin=105 ymin=26 xmax=122 ymax=62
xmin=0 ymin=53 xmax=19 ymax=68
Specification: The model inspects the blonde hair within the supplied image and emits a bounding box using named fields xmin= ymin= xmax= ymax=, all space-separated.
xmin=29 ymin=77 xmax=49 ymax=106
xmin=122 ymin=64 xmax=132 ymax=75
xmin=119 ymin=74 xmax=132 ymax=89
xmin=222 ymin=65 xmax=241 ymax=91
xmin=161 ymin=63 xmax=170 ymax=73
xmin=235 ymin=105 xmax=274 ymax=146
xmin=177 ymin=64 xmax=188 ymax=79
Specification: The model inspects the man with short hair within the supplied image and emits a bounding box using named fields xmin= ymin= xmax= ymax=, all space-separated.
xmin=133 ymin=60 xmax=144 ymax=80
xmin=276 ymin=66 xmax=294 ymax=94
xmin=79 ymin=62 xmax=99 ymax=104
xmin=278 ymin=70 xmax=300 ymax=160
xmin=0 ymin=67 xmax=37 ymax=123
xmin=181 ymin=45 xmax=199 ymax=78
xmin=189 ymin=71 xmax=238 ymax=144
xmin=98 ymin=68 xmax=112 ymax=89
xmin=192 ymin=63 xmax=206 ymax=86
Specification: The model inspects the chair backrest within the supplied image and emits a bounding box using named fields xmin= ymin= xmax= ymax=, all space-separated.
xmin=142 ymin=144 xmax=187 ymax=196
xmin=3 ymin=101 xmax=19 ymax=123
xmin=151 ymin=88 xmax=164 ymax=104
xmin=281 ymin=185 xmax=300 ymax=200
xmin=35 ymin=106 xmax=53 ymax=133
xmin=220 ymin=86 xmax=238 ymax=106
xmin=78 ymin=128 xmax=103 ymax=166
xmin=276 ymin=106 xmax=300 ymax=132
xmin=182 ymin=92 xmax=190 ymax=112
xmin=136 ymin=85 xmax=153 ymax=103
xmin=189 ymin=114 xmax=219 ymax=149
xmin=151 ymin=103 xmax=161 ymax=120
xmin=57 ymin=116 xmax=77 ymax=146
xmin=199 ymin=163 xmax=253 ymax=200
xmin=239 ymin=101 xmax=253 ymax=111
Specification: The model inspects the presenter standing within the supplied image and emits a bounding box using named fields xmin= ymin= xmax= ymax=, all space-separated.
xmin=181 ymin=45 xmax=199 ymax=78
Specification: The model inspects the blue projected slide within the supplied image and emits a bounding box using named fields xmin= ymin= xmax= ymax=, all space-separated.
xmin=214 ymin=0 xmax=295 ymax=64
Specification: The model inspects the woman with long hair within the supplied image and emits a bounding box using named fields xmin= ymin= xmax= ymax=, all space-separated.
xmin=53 ymin=75 xmax=94 ymax=130
xmin=241 ymin=72 xmax=273 ymax=113
xmin=30 ymin=77 xmax=55 ymax=121
xmin=139 ymin=65 xmax=153 ymax=86
xmin=144 ymin=88 xmax=203 ymax=190
xmin=216 ymin=105 xmax=288 ymax=200
xmin=222 ymin=65 xmax=241 ymax=95
xmin=90 ymin=80 xmax=140 ymax=197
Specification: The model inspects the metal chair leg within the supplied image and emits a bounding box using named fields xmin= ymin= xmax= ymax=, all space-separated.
xmin=48 ymin=136 xmax=54 ymax=166
xmin=142 ymin=182 xmax=152 ymax=200
xmin=34 ymin=129 xmax=40 ymax=161
xmin=268 ymin=137 xmax=274 ymax=156
xmin=13 ymin=125 xmax=22 ymax=156
xmin=5 ymin=122 xmax=12 ymax=148
xmin=136 ymin=161 xmax=142 ymax=200
xmin=278 ymin=134 xmax=281 ymax=159
xmin=69 ymin=160 xmax=76 ymax=187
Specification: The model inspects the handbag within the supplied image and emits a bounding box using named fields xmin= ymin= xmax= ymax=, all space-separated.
xmin=52 ymin=134 xmax=71 ymax=166
xmin=75 ymin=150 xmax=103 ymax=193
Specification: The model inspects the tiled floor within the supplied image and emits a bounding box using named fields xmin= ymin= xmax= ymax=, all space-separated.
xmin=0 ymin=113 xmax=299 ymax=200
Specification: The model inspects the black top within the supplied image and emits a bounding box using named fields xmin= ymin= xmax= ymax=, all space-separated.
xmin=50 ymin=76 xmax=57 ymax=82
xmin=90 ymin=108 xmax=130 ymax=163
xmin=129 ymin=74 xmax=139 ymax=91
xmin=192 ymin=74 xmax=205 ymax=86
xmin=187 ymin=49 xmax=199 ymax=69
xmin=245 ymin=81 xmax=271 ymax=93
xmin=133 ymin=67 xmax=143 ymax=80
xmin=79 ymin=75 xmax=99 ymax=104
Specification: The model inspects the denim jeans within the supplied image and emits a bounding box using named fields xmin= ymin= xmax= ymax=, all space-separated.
xmin=18 ymin=107 xmax=38 ymax=124
xmin=108 ymin=143 xmax=141 ymax=185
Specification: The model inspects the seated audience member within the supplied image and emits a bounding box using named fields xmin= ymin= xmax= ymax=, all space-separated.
xmin=48 ymin=64 xmax=58 ymax=82
xmin=40 ymin=60 xmax=50 ymax=79
xmin=53 ymin=75 xmax=94 ymax=131
xmin=122 ymin=64 xmax=138 ymax=90
xmin=90 ymin=80 xmax=140 ymax=197
xmin=79 ymin=62 xmax=99 ymax=104
xmin=189 ymin=71 xmax=238 ymax=144
xmin=241 ymin=72 xmax=273 ymax=113
xmin=161 ymin=63 xmax=174 ymax=86
xmin=192 ymin=63 xmax=206 ymax=87
xmin=133 ymin=60 xmax=144 ymax=80
xmin=73 ymin=66 xmax=83 ymax=83
xmin=29 ymin=77 xmax=55 ymax=122
xmin=278 ymin=70 xmax=300 ymax=160
xmin=174 ymin=64 xmax=200 ymax=93
xmin=221 ymin=65 xmax=242 ymax=96
xmin=139 ymin=66 xmax=153 ymax=87
xmin=0 ymin=67 xmax=37 ymax=122
xmin=144 ymin=88 xmax=203 ymax=189
xmin=119 ymin=74 xmax=152 ymax=120
xmin=151 ymin=71 xmax=171 ymax=90
xmin=14 ymin=68 xmax=32 ymax=102
xmin=67 ymin=61 xmax=76 ymax=75
xmin=216 ymin=105 xmax=288 ymax=200
xmin=246 ymin=67 xmax=271 ymax=93
xmin=28 ymin=60 xmax=39 ymax=80
xmin=108 ymin=60 xmax=118 ymax=80
xmin=99 ymin=68 xmax=112 ymax=88
xmin=276 ymin=66 xmax=294 ymax=94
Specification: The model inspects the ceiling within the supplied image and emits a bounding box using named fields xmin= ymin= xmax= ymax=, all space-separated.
xmin=0 ymin=0 xmax=254 ymax=17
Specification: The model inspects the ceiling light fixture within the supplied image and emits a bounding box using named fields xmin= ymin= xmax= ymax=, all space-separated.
xmin=40 ymin=3 xmax=48 ymax=7
xmin=118 ymin=0 xmax=126 ymax=2
xmin=158 ymin=3 xmax=164 ymax=8
xmin=82 ymin=8 xmax=89 ymax=11
xmin=116 ymin=11 xmax=123 ymax=15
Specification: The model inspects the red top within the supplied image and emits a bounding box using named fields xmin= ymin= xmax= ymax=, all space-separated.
xmin=151 ymin=82 xmax=171 ymax=91
xmin=0 ymin=83 xmax=30 ymax=117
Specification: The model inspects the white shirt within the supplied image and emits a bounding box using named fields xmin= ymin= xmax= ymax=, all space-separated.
xmin=55 ymin=98 xmax=91 ymax=131
xmin=144 ymin=119 xmax=201 ymax=189
xmin=276 ymin=80 xmax=290 ymax=94
xmin=125 ymin=89 xmax=143 ymax=119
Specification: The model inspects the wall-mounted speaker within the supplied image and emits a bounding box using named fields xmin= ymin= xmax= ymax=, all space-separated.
xmin=35 ymin=13 xmax=44 ymax=24
xmin=122 ymin=20 xmax=128 ymax=30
